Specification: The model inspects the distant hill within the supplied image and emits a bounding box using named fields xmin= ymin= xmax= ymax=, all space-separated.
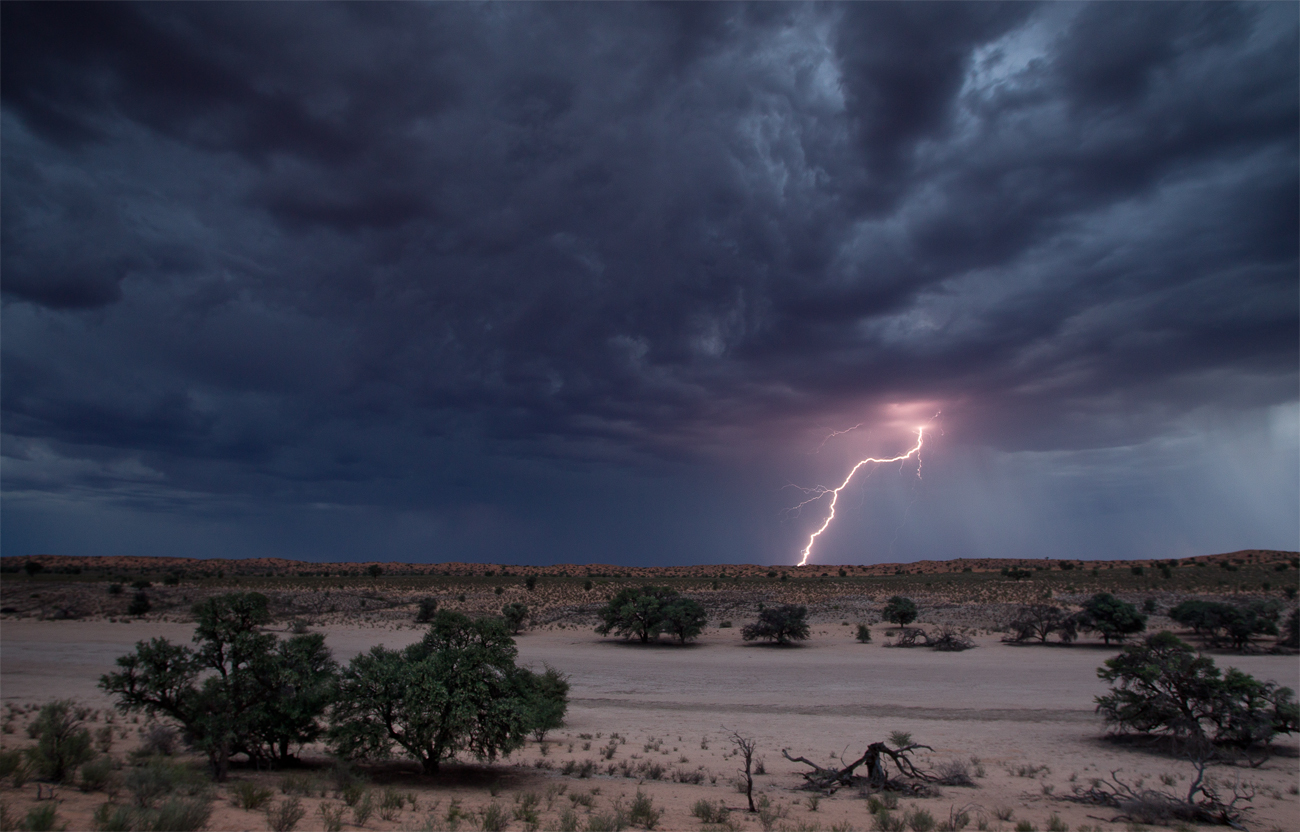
xmin=3 ymin=549 xmax=1295 ymax=578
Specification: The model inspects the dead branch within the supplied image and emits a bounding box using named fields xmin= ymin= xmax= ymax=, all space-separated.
xmin=1064 ymin=763 xmax=1253 ymax=830
xmin=781 ymin=740 xmax=937 ymax=795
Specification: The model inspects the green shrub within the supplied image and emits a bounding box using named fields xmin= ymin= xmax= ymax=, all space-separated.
xmin=0 ymin=750 xmax=22 ymax=779
xmin=279 ymin=772 xmax=320 ymax=797
xmin=79 ymin=757 xmax=117 ymax=793
xmin=124 ymin=760 xmax=207 ymax=809
xmin=907 ymin=808 xmax=936 ymax=832
xmin=127 ymin=592 xmax=151 ymax=616
xmin=25 ymin=700 xmax=94 ymax=782
xmin=266 ymin=798 xmax=306 ymax=832
xmin=480 ymin=802 xmax=507 ymax=832
xmin=856 ymin=623 xmax=872 ymax=643
xmin=230 ymin=781 xmax=275 ymax=810
xmin=22 ymin=804 xmax=62 ymax=832
xmin=378 ymin=787 xmax=404 ymax=821
xmin=351 ymin=792 xmax=373 ymax=827
xmin=882 ymin=597 xmax=919 ymax=627
xmin=318 ymin=803 xmax=346 ymax=832
xmin=90 ymin=803 xmax=133 ymax=832
xmin=151 ymin=798 xmax=211 ymax=832
xmin=628 ymin=791 xmax=659 ymax=829
xmin=691 ymin=799 xmax=728 ymax=824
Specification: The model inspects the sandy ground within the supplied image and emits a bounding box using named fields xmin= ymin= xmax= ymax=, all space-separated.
xmin=2 ymin=619 xmax=1297 ymax=831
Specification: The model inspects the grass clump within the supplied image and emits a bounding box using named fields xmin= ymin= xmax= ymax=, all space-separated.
xmin=266 ymin=797 xmax=306 ymax=832
xmin=629 ymin=791 xmax=660 ymax=829
xmin=230 ymin=781 xmax=275 ymax=810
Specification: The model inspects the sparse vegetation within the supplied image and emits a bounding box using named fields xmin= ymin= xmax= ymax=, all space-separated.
xmin=742 ymin=604 xmax=810 ymax=644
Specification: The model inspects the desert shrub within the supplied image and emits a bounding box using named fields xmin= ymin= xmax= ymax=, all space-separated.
xmin=742 ymin=604 xmax=810 ymax=644
xmin=151 ymin=798 xmax=212 ymax=832
xmin=351 ymin=792 xmax=373 ymax=826
xmin=21 ymin=804 xmax=61 ymax=832
xmin=279 ymin=772 xmax=320 ymax=797
xmin=127 ymin=592 xmax=151 ymax=616
xmin=629 ymin=791 xmax=659 ymax=829
xmin=124 ymin=759 xmax=208 ymax=809
xmin=502 ymin=603 xmax=529 ymax=634
xmin=906 ymin=808 xmax=936 ymax=832
xmin=140 ymin=724 xmax=177 ymax=756
xmin=91 ymin=803 xmax=134 ymax=832
xmin=856 ymin=623 xmax=872 ymax=643
xmin=79 ymin=757 xmax=117 ymax=793
xmin=415 ymin=597 xmax=439 ymax=623
xmin=25 ymin=700 xmax=94 ymax=782
xmin=882 ymin=597 xmax=918 ymax=628
xmin=872 ymin=810 xmax=907 ymax=832
xmin=691 ymin=799 xmax=729 ymax=824
xmin=929 ymin=629 xmax=975 ymax=652
xmin=0 ymin=749 xmax=23 ymax=779
xmin=230 ymin=781 xmax=275 ymax=810
xmin=1077 ymin=593 xmax=1146 ymax=644
xmin=1096 ymin=631 xmax=1298 ymax=748
xmin=266 ymin=797 xmax=306 ymax=832
xmin=1279 ymin=609 xmax=1300 ymax=648
xmin=330 ymin=610 xmax=558 ymax=773
xmin=318 ymin=803 xmax=346 ymax=832
xmin=480 ymin=802 xmax=508 ymax=832
xmin=378 ymin=787 xmax=404 ymax=821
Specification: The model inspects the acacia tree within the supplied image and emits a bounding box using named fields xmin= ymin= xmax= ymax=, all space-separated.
xmin=595 ymin=586 xmax=705 ymax=643
xmin=742 ymin=604 xmax=810 ymax=644
xmin=100 ymin=592 xmax=337 ymax=780
xmin=659 ymin=597 xmax=708 ymax=644
xmin=502 ymin=602 xmax=529 ymax=634
xmin=1095 ymin=632 xmax=1297 ymax=749
xmin=1004 ymin=604 xmax=1078 ymax=643
xmin=1079 ymin=593 xmax=1146 ymax=645
xmin=329 ymin=610 xmax=561 ymax=774
xmin=882 ymin=596 xmax=918 ymax=629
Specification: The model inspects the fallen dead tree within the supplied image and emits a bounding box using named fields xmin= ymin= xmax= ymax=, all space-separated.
xmin=887 ymin=627 xmax=976 ymax=651
xmin=1065 ymin=763 xmax=1253 ymax=830
xmin=781 ymin=737 xmax=966 ymax=795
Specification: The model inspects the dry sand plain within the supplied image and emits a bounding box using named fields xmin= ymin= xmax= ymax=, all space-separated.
xmin=2 ymin=617 xmax=1298 ymax=832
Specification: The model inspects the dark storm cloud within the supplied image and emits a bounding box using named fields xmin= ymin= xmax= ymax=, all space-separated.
xmin=2 ymin=2 xmax=1296 ymax=563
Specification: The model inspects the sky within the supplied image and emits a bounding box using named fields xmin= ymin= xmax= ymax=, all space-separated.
xmin=2 ymin=2 xmax=1297 ymax=568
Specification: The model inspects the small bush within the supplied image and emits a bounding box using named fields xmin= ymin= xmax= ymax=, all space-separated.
xmin=22 ymin=804 xmax=62 ymax=832
xmin=0 ymin=749 xmax=23 ymax=779
xmin=691 ymin=799 xmax=729 ymax=824
xmin=79 ymin=757 xmax=117 ymax=793
xmin=318 ymin=803 xmax=346 ymax=832
xmin=1014 ymin=822 xmax=1033 ymax=832
xmin=629 ymin=791 xmax=659 ymax=829
xmin=140 ymin=724 xmax=177 ymax=757
xmin=279 ymin=772 xmax=320 ymax=797
xmin=267 ymin=797 xmax=306 ymax=832
xmin=352 ymin=792 xmax=373 ymax=827
xmin=907 ymin=808 xmax=936 ymax=832
xmin=480 ymin=802 xmax=508 ymax=832
xmin=152 ymin=797 xmax=212 ymax=832
xmin=127 ymin=592 xmax=151 ymax=616
xmin=91 ymin=802 xmax=133 ymax=832
xmin=125 ymin=760 xmax=207 ymax=809
xmin=378 ymin=787 xmax=404 ymax=821
xmin=1046 ymin=813 xmax=1069 ymax=832
xmin=416 ymin=597 xmax=439 ymax=623
xmin=856 ymin=623 xmax=872 ymax=643
xmin=26 ymin=700 xmax=94 ymax=782
xmin=231 ymin=781 xmax=275 ymax=810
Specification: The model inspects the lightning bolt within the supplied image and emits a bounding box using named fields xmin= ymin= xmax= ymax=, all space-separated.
xmin=796 ymin=426 xmax=926 ymax=567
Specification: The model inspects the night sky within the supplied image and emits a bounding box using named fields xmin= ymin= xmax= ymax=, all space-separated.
xmin=3 ymin=2 xmax=1297 ymax=567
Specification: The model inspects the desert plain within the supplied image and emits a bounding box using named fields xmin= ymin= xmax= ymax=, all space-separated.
xmin=1 ymin=551 xmax=1297 ymax=832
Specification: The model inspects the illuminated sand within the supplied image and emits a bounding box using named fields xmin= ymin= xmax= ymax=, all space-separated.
xmin=3 ymin=620 xmax=1297 ymax=831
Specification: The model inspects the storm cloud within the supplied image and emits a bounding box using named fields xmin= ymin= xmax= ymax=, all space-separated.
xmin=3 ymin=2 xmax=1296 ymax=565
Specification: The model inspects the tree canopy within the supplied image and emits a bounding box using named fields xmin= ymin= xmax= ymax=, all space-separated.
xmin=329 ymin=610 xmax=565 ymax=773
xmin=742 ymin=604 xmax=810 ymax=645
xmin=881 ymin=596 xmax=918 ymax=628
xmin=100 ymin=592 xmax=337 ymax=779
xmin=595 ymin=586 xmax=706 ymax=644
xmin=1096 ymin=631 xmax=1298 ymax=749
xmin=1078 ymin=592 xmax=1146 ymax=645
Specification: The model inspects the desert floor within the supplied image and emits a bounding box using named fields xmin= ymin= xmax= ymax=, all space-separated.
xmin=1 ymin=618 xmax=1297 ymax=832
